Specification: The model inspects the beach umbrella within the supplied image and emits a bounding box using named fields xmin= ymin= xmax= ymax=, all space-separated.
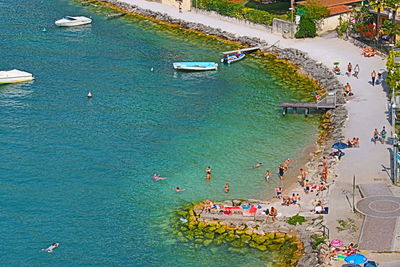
xmin=330 ymin=239 xmax=343 ymax=247
xmin=332 ymin=142 xmax=348 ymax=150
xmin=345 ymin=254 xmax=368 ymax=265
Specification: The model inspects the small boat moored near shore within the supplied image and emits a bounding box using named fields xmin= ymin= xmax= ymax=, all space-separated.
xmin=107 ymin=12 xmax=127 ymax=19
xmin=173 ymin=62 xmax=218 ymax=71
xmin=0 ymin=69 xmax=34 ymax=84
xmin=55 ymin=16 xmax=92 ymax=27
xmin=222 ymin=53 xmax=245 ymax=64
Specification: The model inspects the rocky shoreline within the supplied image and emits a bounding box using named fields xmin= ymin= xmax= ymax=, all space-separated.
xmin=174 ymin=200 xmax=332 ymax=267
xmin=87 ymin=1 xmax=348 ymax=265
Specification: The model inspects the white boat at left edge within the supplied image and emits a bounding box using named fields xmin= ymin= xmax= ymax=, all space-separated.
xmin=0 ymin=69 xmax=34 ymax=84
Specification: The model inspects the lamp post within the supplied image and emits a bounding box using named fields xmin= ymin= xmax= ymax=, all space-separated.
xmin=393 ymin=133 xmax=399 ymax=184
xmin=289 ymin=0 xmax=294 ymax=38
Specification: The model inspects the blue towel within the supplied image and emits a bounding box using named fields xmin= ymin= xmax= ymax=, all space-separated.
xmin=242 ymin=205 xmax=250 ymax=209
xmin=257 ymin=205 xmax=262 ymax=209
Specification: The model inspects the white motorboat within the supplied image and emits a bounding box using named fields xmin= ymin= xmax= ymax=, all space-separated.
xmin=0 ymin=69 xmax=34 ymax=84
xmin=55 ymin=16 xmax=92 ymax=27
xmin=173 ymin=62 xmax=218 ymax=71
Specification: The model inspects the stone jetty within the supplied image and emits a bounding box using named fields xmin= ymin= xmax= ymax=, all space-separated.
xmin=173 ymin=200 xmax=332 ymax=266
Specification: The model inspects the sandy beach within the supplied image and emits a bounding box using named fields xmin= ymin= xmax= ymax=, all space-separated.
xmin=97 ymin=0 xmax=400 ymax=265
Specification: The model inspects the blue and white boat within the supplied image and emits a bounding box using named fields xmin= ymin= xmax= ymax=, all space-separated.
xmin=173 ymin=62 xmax=218 ymax=71
xmin=222 ymin=53 xmax=245 ymax=64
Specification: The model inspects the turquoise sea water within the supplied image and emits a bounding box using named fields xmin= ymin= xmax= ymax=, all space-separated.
xmin=0 ymin=0 xmax=318 ymax=266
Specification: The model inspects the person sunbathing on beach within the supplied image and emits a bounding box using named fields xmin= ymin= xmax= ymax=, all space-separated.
xmin=290 ymin=193 xmax=297 ymax=205
xmin=318 ymin=182 xmax=327 ymax=192
xmin=304 ymin=180 xmax=310 ymax=194
xmin=153 ymin=173 xmax=167 ymax=181
xmin=332 ymin=65 xmax=340 ymax=74
xmin=282 ymin=196 xmax=290 ymax=206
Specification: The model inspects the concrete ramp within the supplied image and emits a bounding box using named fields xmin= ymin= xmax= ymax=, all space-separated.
xmin=359 ymin=184 xmax=393 ymax=197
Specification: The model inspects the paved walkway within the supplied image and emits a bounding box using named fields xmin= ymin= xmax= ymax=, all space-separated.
xmin=357 ymin=184 xmax=399 ymax=251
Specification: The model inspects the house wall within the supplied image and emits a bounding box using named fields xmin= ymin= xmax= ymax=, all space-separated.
xmin=160 ymin=0 xmax=191 ymax=11
xmin=317 ymin=13 xmax=351 ymax=34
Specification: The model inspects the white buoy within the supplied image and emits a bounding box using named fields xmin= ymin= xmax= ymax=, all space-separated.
xmin=87 ymin=92 xmax=92 ymax=98
xmin=42 ymin=28 xmax=47 ymax=32
xmin=150 ymin=67 xmax=154 ymax=72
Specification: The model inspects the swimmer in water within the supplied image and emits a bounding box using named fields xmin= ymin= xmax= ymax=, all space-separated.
xmin=252 ymin=163 xmax=263 ymax=168
xmin=175 ymin=187 xmax=185 ymax=192
xmin=153 ymin=173 xmax=167 ymax=181
xmin=42 ymin=243 xmax=59 ymax=253
xmin=224 ymin=183 xmax=230 ymax=193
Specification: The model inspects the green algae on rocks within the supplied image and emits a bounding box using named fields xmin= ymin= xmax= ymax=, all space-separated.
xmin=172 ymin=201 xmax=304 ymax=267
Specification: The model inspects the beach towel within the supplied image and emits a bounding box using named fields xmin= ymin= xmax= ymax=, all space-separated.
xmin=249 ymin=205 xmax=257 ymax=214
xmin=241 ymin=205 xmax=250 ymax=209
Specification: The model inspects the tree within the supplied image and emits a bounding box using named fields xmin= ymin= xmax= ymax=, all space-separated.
xmin=302 ymin=0 xmax=329 ymax=21
xmin=385 ymin=0 xmax=400 ymax=43
xmin=369 ymin=0 xmax=387 ymax=36
xmin=295 ymin=0 xmax=329 ymax=38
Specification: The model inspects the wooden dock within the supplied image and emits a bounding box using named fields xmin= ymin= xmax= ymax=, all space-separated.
xmin=222 ymin=47 xmax=260 ymax=55
xmin=280 ymin=93 xmax=337 ymax=116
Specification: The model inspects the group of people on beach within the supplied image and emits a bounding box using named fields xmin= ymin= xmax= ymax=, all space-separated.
xmin=346 ymin=137 xmax=359 ymax=147
xmin=373 ymin=126 xmax=387 ymax=144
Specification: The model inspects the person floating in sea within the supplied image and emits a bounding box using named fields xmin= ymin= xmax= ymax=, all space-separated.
xmin=205 ymin=166 xmax=212 ymax=180
xmin=153 ymin=173 xmax=167 ymax=181
xmin=278 ymin=165 xmax=285 ymax=180
xmin=175 ymin=187 xmax=185 ymax=192
xmin=42 ymin=243 xmax=59 ymax=253
xmin=265 ymin=170 xmax=270 ymax=182
xmin=224 ymin=183 xmax=230 ymax=193
xmin=252 ymin=163 xmax=263 ymax=168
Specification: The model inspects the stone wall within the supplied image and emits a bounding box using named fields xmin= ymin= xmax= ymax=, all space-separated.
xmin=272 ymin=18 xmax=296 ymax=36
xmin=191 ymin=8 xmax=273 ymax=33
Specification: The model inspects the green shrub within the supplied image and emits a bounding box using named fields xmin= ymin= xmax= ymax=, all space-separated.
xmin=295 ymin=17 xmax=316 ymax=38
xmin=195 ymin=0 xmax=287 ymax=26
xmin=286 ymin=215 xmax=306 ymax=225
xmin=336 ymin=16 xmax=349 ymax=37
xmin=311 ymin=235 xmax=327 ymax=249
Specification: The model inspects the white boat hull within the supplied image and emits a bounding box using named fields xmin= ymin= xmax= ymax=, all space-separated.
xmin=55 ymin=16 xmax=92 ymax=27
xmin=0 ymin=69 xmax=34 ymax=84
xmin=173 ymin=62 xmax=218 ymax=71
